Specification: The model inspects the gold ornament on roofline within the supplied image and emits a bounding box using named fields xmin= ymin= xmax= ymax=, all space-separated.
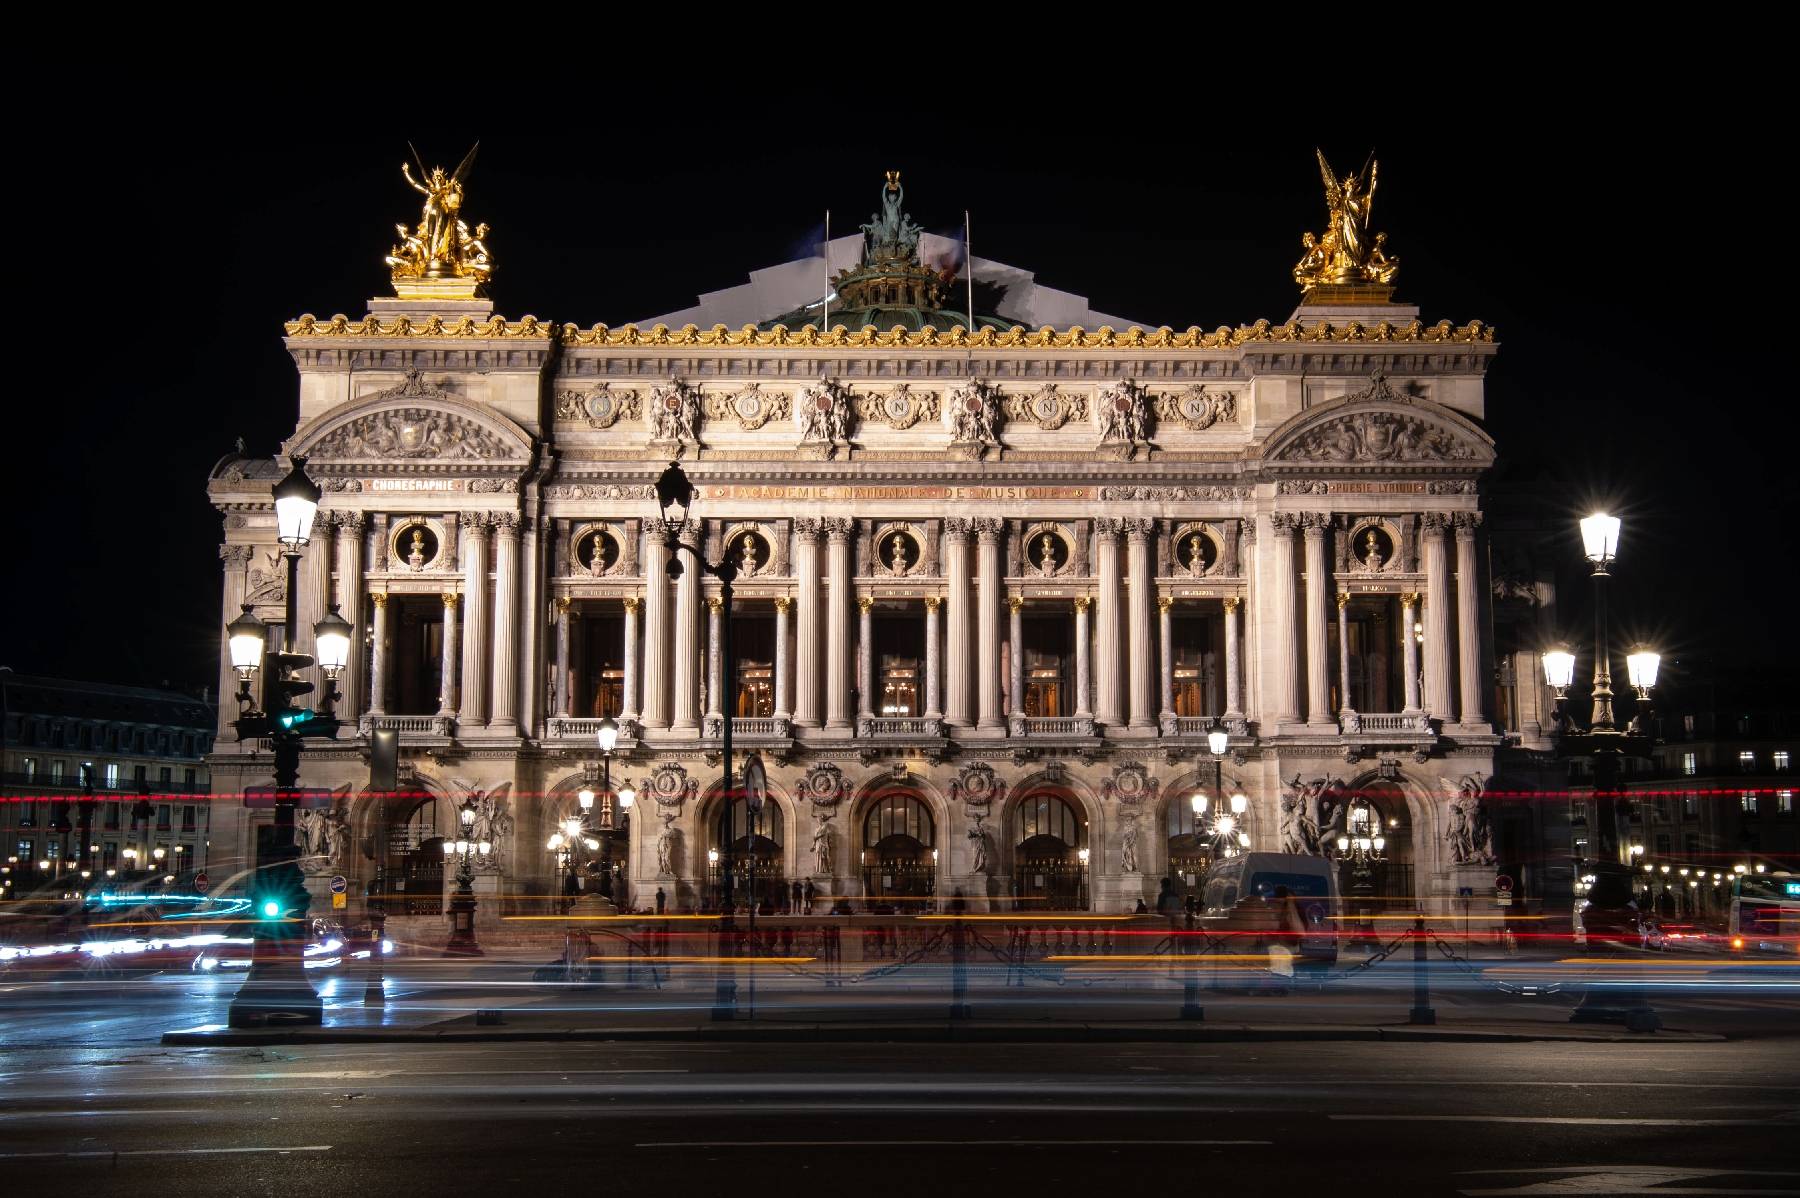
xmin=384 ymin=143 xmax=492 ymax=300
xmin=1294 ymin=149 xmax=1398 ymax=302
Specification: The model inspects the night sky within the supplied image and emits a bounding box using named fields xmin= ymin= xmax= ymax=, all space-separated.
xmin=7 ymin=104 xmax=1790 ymax=700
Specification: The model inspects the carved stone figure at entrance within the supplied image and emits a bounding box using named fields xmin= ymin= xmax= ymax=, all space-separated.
xmin=811 ymin=812 xmax=834 ymax=876
xmin=1120 ymin=814 xmax=1140 ymax=873
xmin=1449 ymin=774 xmax=1494 ymax=865
xmin=1279 ymin=793 xmax=1306 ymax=856
xmin=967 ymin=813 xmax=996 ymax=875
xmin=657 ymin=813 xmax=676 ymax=876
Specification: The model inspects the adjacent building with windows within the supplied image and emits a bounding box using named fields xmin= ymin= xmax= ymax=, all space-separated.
xmin=204 ymin=169 xmax=1517 ymax=924
xmin=0 ymin=670 xmax=215 ymax=891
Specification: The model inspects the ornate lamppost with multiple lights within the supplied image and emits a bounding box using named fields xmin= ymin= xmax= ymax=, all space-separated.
xmin=1190 ymin=725 xmax=1251 ymax=871
xmin=1541 ymin=512 xmax=1661 ymax=1030
xmin=442 ymin=800 xmax=492 ymax=956
xmin=582 ymin=717 xmax=635 ymax=909
xmin=219 ymin=456 xmax=354 ymax=1027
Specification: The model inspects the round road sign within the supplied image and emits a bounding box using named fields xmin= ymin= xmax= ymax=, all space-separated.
xmin=329 ymin=875 xmax=348 ymax=894
xmin=1495 ymin=874 xmax=1514 ymax=892
xmin=194 ymin=872 xmax=209 ymax=893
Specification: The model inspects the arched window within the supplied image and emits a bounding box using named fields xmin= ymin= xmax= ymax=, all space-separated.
xmin=861 ymin=791 xmax=936 ymax=906
xmin=1166 ymin=791 xmax=1212 ymax=894
xmin=389 ymin=796 xmax=444 ymax=916
xmin=1012 ymin=792 xmax=1088 ymax=911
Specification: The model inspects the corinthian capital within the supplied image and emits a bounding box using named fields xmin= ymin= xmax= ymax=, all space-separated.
xmin=973 ymin=517 xmax=1005 ymax=541
xmin=492 ymin=511 xmax=521 ymax=534
xmin=943 ymin=517 xmax=972 ymax=539
xmin=219 ymin=544 xmax=254 ymax=568
xmin=1421 ymin=511 xmax=1453 ymax=533
xmin=335 ymin=511 xmax=367 ymax=534
xmin=1092 ymin=517 xmax=1123 ymax=537
xmin=1300 ymin=511 xmax=1334 ymax=534
xmin=1122 ymin=517 xmax=1156 ymax=539
xmin=822 ymin=517 xmax=855 ymax=541
xmin=1453 ymin=511 xmax=1483 ymax=534
xmin=1269 ymin=512 xmax=1301 ymax=534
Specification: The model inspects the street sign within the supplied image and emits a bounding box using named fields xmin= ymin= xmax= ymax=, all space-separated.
xmin=742 ymin=754 xmax=767 ymax=813
xmin=242 ymin=786 xmax=334 ymax=810
xmin=331 ymin=892 xmax=347 ymax=910
xmin=1457 ymin=886 xmax=1473 ymax=898
xmin=194 ymin=872 xmax=209 ymax=893
xmin=1496 ymin=893 xmax=1514 ymax=907
xmin=1494 ymin=874 xmax=1514 ymax=892
xmin=329 ymin=875 xmax=348 ymax=894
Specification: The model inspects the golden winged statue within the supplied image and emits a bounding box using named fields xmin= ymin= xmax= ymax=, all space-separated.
xmin=385 ymin=143 xmax=493 ymax=298
xmin=1294 ymin=149 xmax=1397 ymax=295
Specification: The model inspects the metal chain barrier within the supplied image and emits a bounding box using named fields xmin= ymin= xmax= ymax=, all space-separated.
xmin=1427 ymin=931 xmax=1568 ymax=996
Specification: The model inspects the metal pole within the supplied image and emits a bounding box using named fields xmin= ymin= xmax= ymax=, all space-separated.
xmin=1409 ymin=913 xmax=1435 ymax=1024
xmin=1181 ymin=907 xmax=1204 ymax=1021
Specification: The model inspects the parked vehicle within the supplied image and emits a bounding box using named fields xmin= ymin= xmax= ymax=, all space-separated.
xmin=1203 ymin=852 xmax=1341 ymax=967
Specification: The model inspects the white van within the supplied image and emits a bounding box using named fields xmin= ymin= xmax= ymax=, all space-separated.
xmin=1203 ymin=852 xmax=1341 ymax=967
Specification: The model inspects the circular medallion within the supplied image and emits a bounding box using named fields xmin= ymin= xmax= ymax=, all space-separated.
xmin=394 ymin=523 xmax=439 ymax=569
xmin=585 ymin=392 xmax=617 ymax=424
xmin=577 ymin=529 xmax=620 ymax=575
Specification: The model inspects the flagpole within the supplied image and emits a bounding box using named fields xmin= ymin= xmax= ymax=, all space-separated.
xmin=964 ymin=209 xmax=974 ymax=334
xmin=823 ymin=210 xmax=831 ymax=330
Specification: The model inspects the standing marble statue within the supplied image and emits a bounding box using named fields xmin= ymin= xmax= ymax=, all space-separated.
xmin=967 ymin=813 xmax=996 ymax=875
xmin=656 ymin=813 xmax=676 ymax=877
xmin=1449 ymin=774 xmax=1494 ymax=865
xmin=810 ymin=813 xmax=834 ymax=876
xmin=1279 ymin=793 xmax=1306 ymax=856
xmin=1120 ymin=815 xmax=1140 ymax=873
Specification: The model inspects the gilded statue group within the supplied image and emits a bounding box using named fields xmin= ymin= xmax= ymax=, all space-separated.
xmin=1293 ymin=149 xmax=1398 ymax=291
xmin=385 ymin=143 xmax=493 ymax=286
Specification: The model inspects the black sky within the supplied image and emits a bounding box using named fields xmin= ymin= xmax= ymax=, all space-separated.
xmin=5 ymin=93 xmax=1792 ymax=698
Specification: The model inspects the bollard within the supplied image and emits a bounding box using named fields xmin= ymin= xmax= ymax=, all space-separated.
xmin=950 ymin=915 xmax=971 ymax=1020
xmin=1180 ymin=912 xmax=1204 ymax=1021
xmin=362 ymin=906 xmax=386 ymax=1008
xmin=1409 ymin=914 xmax=1436 ymax=1025
xmin=711 ymin=918 xmax=739 ymax=1021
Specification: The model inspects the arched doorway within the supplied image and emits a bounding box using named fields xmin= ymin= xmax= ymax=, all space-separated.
xmin=389 ymin=795 xmax=444 ymax=916
xmin=1011 ymin=792 xmax=1088 ymax=910
xmin=1166 ymin=796 xmax=1213 ymax=900
xmin=1324 ymin=780 xmax=1415 ymax=934
xmin=706 ymin=794 xmax=785 ymax=913
xmin=861 ymin=791 xmax=936 ymax=909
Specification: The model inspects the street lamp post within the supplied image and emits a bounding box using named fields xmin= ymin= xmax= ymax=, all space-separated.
xmin=655 ymin=462 xmax=747 ymax=1018
xmin=443 ymin=800 xmax=491 ymax=956
xmin=1543 ymin=512 xmax=1660 ymax=1032
xmin=222 ymin=455 xmax=349 ymax=1027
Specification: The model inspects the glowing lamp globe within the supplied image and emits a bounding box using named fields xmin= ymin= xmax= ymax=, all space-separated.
xmin=1206 ymin=727 xmax=1229 ymax=756
xmin=617 ymin=787 xmax=635 ymax=810
xmin=1626 ymin=647 xmax=1660 ymax=691
xmin=1542 ymin=647 xmax=1577 ymax=692
xmin=272 ymin=456 xmax=322 ymax=547
xmin=1579 ymin=513 xmax=1620 ymax=565
xmin=227 ymin=604 xmax=268 ymax=676
xmin=313 ymin=605 xmax=353 ymax=677
xmin=596 ymin=716 xmax=619 ymax=755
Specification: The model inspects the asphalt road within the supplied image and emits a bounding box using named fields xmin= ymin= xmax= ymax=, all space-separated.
xmin=1 ymin=1036 xmax=1797 ymax=1195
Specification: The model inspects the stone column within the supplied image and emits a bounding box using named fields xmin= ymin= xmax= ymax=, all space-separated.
xmin=672 ymin=527 xmax=701 ymax=731
xmin=1422 ymin=513 xmax=1455 ymax=720
xmin=976 ymin=519 xmax=1004 ymax=731
xmin=1126 ymin=519 xmax=1155 ymax=729
xmin=1303 ymin=514 xmax=1332 ymax=727
xmin=773 ymin=597 xmax=792 ymax=720
xmin=1222 ymin=596 xmax=1244 ymax=720
xmin=460 ymin=516 xmax=489 ymax=726
xmin=1401 ymin=592 xmax=1423 ymax=715
xmin=439 ymin=592 xmax=461 ymax=716
xmin=641 ymin=526 xmax=670 ymax=729
xmin=826 ymin=519 xmax=854 ymax=730
xmin=368 ymin=592 xmax=389 ymax=715
xmin=858 ymin=597 xmax=876 ymax=725
xmin=923 ymin=597 xmax=943 ymax=720
xmin=488 ymin=513 xmax=520 ymax=735
xmin=943 ymin=519 xmax=973 ymax=728
xmin=1269 ymin=514 xmax=1302 ymax=726
xmin=705 ymin=596 xmax=724 ymax=730
xmin=519 ymin=516 xmax=543 ymax=739
xmin=620 ymin=598 xmax=641 ymax=725
xmin=794 ymin=520 xmax=822 ymax=728
xmin=334 ymin=515 xmax=365 ymax=718
xmin=297 ymin=516 xmax=330 ymax=700
xmin=1073 ymin=597 xmax=1093 ymax=718
xmin=1007 ymin=596 xmax=1025 ymax=723
xmin=1157 ymin=597 xmax=1175 ymax=726
xmin=217 ymin=545 xmax=252 ymax=732
xmin=1455 ymin=513 xmax=1485 ymax=727
xmin=1094 ymin=519 xmax=1123 ymax=728
xmin=1336 ymin=593 xmax=1353 ymax=717
xmin=553 ymin=599 xmax=572 ymax=718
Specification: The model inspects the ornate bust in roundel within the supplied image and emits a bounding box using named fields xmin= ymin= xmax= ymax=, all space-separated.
xmin=953 ymin=762 xmax=1000 ymax=811
xmin=797 ymin=762 xmax=846 ymax=808
xmin=646 ymin=762 xmax=694 ymax=809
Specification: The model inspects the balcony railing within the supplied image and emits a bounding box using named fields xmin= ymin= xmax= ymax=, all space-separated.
xmin=1012 ymin=715 xmax=1097 ymax=737
xmin=544 ymin=717 xmax=617 ymax=740
xmin=730 ymin=717 xmax=791 ymax=738
xmin=858 ymin=716 xmax=946 ymax=738
xmin=361 ymin=714 xmax=455 ymax=737
xmin=1341 ymin=712 xmax=1431 ymax=734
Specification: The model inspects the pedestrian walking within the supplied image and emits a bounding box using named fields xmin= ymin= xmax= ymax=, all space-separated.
xmin=654 ymin=886 xmax=666 ymax=915
xmin=804 ymin=878 xmax=817 ymax=914
xmin=792 ymin=880 xmax=803 ymax=914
